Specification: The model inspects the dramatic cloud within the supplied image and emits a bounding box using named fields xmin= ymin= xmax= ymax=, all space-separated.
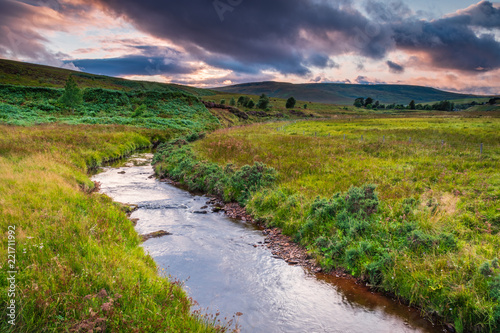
xmin=0 ymin=0 xmax=79 ymax=69
xmin=445 ymin=0 xmax=500 ymax=28
xmin=88 ymin=0 xmax=394 ymax=76
xmin=81 ymin=0 xmax=500 ymax=77
xmin=1 ymin=0 xmax=500 ymax=94
xmin=391 ymin=1 xmax=500 ymax=72
xmin=387 ymin=60 xmax=405 ymax=73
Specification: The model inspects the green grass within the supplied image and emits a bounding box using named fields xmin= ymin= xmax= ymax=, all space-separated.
xmin=0 ymin=124 xmax=228 ymax=332
xmin=205 ymin=93 xmax=500 ymax=120
xmin=0 ymin=84 xmax=221 ymax=131
xmin=178 ymin=116 xmax=500 ymax=332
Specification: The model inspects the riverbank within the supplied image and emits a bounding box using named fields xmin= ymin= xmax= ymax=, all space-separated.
xmin=111 ymin=152 xmax=441 ymax=332
xmin=0 ymin=124 xmax=224 ymax=332
xmin=154 ymin=119 xmax=500 ymax=333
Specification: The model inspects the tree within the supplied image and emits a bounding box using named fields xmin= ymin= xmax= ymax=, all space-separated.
xmin=432 ymin=100 xmax=454 ymax=111
xmin=220 ymin=99 xmax=226 ymax=105
xmin=257 ymin=94 xmax=270 ymax=110
xmin=354 ymin=98 xmax=364 ymax=107
xmin=303 ymin=104 xmax=307 ymax=109
xmin=409 ymin=100 xmax=416 ymax=110
xmin=286 ymin=96 xmax=296 ymax=109
xmin=59 ymin=75 xmax=83 ymax=110
xmin=237 ymin=96 xmax=246 ymax=106
xmin=229 ymin=97 xmax=236 ymax=106
xmin=364 ymin=97 xmax=374 ymax=107
xmin=247 ymin=99 xmax=255 ymax=108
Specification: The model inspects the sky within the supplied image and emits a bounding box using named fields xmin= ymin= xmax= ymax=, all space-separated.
xmin=0 ymin=0 xmax=499 ymax=95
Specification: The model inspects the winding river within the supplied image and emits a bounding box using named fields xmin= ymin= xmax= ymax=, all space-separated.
xmin=92 ymin=154 xmax=444 ymax=333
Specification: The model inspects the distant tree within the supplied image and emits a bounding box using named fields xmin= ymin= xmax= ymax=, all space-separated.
xmin=354 ymin=98 xmax=364 ymax=107
xmin=59 ymin=75 xmax=83 ymax=110
xmin=379 ymin=104 xmax=386 ymax=109
xmin=257 ymin=94 xmax=270 ymax=110
xmin=303 ymin=104 xmax=307 ymax=109
xmin=489 ymin=98 xmax=497 ymax=105
xmin=237 ymin=96 xmax=246 ymax=106
xmin=374 ymin=101 xmax=380 ymax=108
xmin=366 ymin=104 xmax=373 ymax=109
xmin=386 ymin=103 xmax=395 ymax=109
xmin=364 ymin=97 xmax=374 ymax=107
xmin=409 ymin=100 xmax=416 ymax=110
xmin=220 ymin=99 xmax=226 ymax=105
xmin=432 ymin=100 xmax=454 ymax=111
xmin=247 ymin=99 xmax=255 ymax=108
xmin=416 ymin=104 xmax=423 ymax=110
xmin=286 ymin=96 xmax=296 ymax=109
xmin=229 ymin=97 xmax=236 ymax=106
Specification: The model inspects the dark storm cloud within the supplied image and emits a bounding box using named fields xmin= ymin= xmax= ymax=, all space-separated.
xmin=70 ymin=56 xmax=197 ymax=76
xmin=90 ymin=0 xmax=393 ymax=76
xmin=387 ymin=60 xmax=404 ymax=73
xmin=307 ymin=54 xmax=339 ymax=69
xmin=4 ymin=0 xmax=500 ymax=77
xmin=391 ymin=6 xmax=500 ymax=72
xmin=86 ymin=0 xmax=500 ymax=75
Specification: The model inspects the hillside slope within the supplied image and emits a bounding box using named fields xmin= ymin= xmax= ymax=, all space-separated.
xmin=0 ymin=59 xmax=213 ymax=96
xmin=213 ymin=81 xmax=486 ymax=105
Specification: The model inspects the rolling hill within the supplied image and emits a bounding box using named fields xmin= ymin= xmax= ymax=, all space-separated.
xmin=0 ymin=58 xmax=213 ymax=97
xmin=213 ymin=81 xmax=488 ymax=105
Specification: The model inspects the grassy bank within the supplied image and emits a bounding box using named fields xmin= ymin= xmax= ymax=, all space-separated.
xmin=155 ymin=116 xmax=500 ymax=332
xmin=0 ymin=124 xmax=225 ymax=332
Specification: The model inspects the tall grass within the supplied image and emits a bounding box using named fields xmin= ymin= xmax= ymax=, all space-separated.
xmin=0 ymin=124 xmax=225 ymax=332
xmin=191 ymin=117 xmax=500 ymax=332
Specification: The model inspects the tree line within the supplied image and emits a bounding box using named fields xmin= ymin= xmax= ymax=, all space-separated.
xmin=354 ymin=97 xmax=456 ymax=111
xmin=217 ymin=95 xmax=306 ymax=111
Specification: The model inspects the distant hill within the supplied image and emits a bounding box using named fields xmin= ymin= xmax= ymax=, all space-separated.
xmin=0 ymin=59 xmax=213 ymax=96
xmin=213 ymin=81 xmax=487 ymax=105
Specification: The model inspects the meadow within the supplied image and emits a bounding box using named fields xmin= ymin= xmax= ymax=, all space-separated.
xmin=0 ymin=124 xmax=232 ymax=332
xmin=163 ymin=115 xmax=500 ymax=332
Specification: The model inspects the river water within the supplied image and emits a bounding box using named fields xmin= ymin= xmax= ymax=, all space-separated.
xmin=92 ymin=154 xmax=444 ymax=333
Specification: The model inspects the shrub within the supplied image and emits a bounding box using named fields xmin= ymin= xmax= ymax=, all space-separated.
xmin=286 ymin=97 xmax=296 ymax=109
xmin=344 ymin=184 xmax=379 ymax=216
xmin=59 ymin=75 xmax=83 ymax=109
xmin=257 ymin=94 xmax=270 ymax=110
xmin=480 ymin=262 xmax=493 ymax=277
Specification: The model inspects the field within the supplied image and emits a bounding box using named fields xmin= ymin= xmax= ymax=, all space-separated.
xmin=177 ymin=115 xmax=500 ymax=332
xmin=0 ymin=60 xmax=233 ymax=332
xmin=0 ymin=124 xmax=232 ymax=332
xmin=2 ymin=57 xmax=500 ymax=332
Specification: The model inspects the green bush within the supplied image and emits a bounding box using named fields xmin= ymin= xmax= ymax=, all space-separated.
xmin=153 ymin=138 xmax=276 ymax=205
